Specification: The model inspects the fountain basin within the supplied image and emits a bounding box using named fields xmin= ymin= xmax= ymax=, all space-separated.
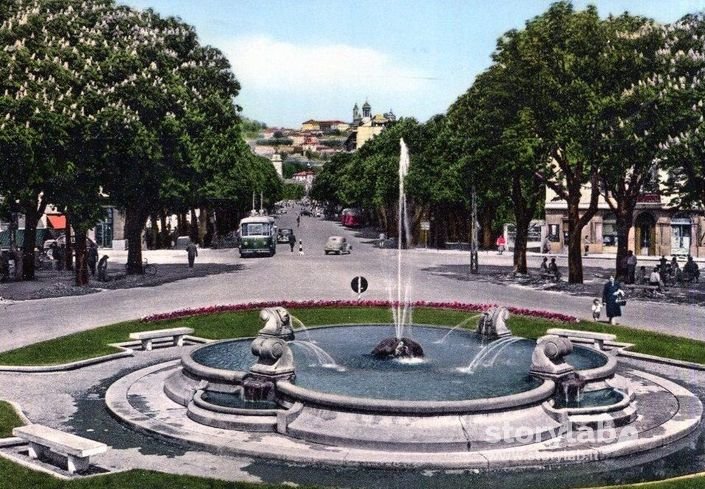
xmin=175 ymin=325 xmax=608 ymax=404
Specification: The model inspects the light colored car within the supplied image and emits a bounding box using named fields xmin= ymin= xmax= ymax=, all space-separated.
xmin=324 ymin=236 xmax=352 ymax=255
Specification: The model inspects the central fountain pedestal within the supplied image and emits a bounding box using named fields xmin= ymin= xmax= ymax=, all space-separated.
xmin=371 ymin=337 xmax=424 ymax=359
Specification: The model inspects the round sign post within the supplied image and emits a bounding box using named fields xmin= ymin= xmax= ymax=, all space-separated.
xmin=351 ymin=276 xmax=368 ymax=301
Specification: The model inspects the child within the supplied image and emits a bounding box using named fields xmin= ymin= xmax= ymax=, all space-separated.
xmin=298 ymin=240 xmax=304 ymax=255
xmin=591 ymin=298 xmax=602 ymax=322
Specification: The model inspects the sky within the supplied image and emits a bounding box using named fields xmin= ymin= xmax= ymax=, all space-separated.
xmin=119 ymin=0 xmax=705 ymax=129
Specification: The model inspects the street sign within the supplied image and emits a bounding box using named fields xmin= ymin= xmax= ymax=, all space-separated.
xmin=351 ymin=276 xmax=368 ymax=297
xmin=420 ymin=220 xmax=430 ymax=231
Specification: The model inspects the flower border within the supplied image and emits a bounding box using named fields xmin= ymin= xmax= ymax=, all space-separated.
xmin=141 ymin=300 xmax=578 ymax=324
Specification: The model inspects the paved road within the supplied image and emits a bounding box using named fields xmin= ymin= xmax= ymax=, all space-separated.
xmin=1 ymin=212 xmax=703 ymax=353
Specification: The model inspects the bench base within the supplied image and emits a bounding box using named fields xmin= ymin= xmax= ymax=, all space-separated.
xmin=28 ymin=441 xmax=91 ymax=474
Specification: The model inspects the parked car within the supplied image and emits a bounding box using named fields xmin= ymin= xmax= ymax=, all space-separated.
xmin=324 ymin=236 xmax=352 ymax=255
xmin=277 ymin=228 xmax=294 ymax=244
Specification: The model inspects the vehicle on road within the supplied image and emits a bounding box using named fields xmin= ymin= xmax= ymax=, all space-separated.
xmin=340 ymin=208 xmax=363 ymax=227
xmin=239 ymin=216 xmax=276 ymax=258
xmin=277 ymin=228 xmax=294 ymax=244
xmin=324 ymin=236 xmax=352 ymax=255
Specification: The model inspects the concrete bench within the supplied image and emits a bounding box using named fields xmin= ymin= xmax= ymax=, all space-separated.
xmin=129 ymin=327 xmax=194 ymax=351
xmin=13 ymin=424 xmax=107 ymax=474
xmin=546 ymin=328 xmax=617 ymax=351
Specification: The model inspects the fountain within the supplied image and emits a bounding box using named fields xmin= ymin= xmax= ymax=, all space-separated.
xmin=106 ymin=142 xmax=702 ymax=472
xmin=372 ymin=138 xmax=423 ymax=359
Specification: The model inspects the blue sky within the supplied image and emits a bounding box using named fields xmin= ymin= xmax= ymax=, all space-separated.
xmin=120 ymin=1 xmax=705 ymax=128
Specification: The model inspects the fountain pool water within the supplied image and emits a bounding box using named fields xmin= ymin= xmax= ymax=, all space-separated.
xmin=190 ymin=325 xmax=604 ymax=401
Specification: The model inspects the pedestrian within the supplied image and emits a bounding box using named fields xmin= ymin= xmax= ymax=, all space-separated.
xmin=602 ymin=275 xmax=625 ymax=325
xmin=296 ymin=215 xmax=301 ymax=228
xmin=583 ymin=235 xmax=590 ymax=256
xmin=496 ymin=235 xmax=506 ymax=255
xmin=288 ymin=232 xmax=296 ymax=253
xmin=186 ymin=241 xmax=198 ymax=268
xmin=591 ymin=298 xmax=602 ymax=322
xmin=540 ymin=257 xmax=548 ymax=273
xmin=626 ymin=250 xmax=637 ymax=284
xmin=298 ymin=240 xmax=304 ymax=255
xmin=87 ymin=244 xmax=99 ymax=276
xmin=97 ymin=255 xmax=109 ymax=282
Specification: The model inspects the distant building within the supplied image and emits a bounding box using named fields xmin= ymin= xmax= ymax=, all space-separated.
xmin=300 ymin=119 xmax=349 ymax=133
xmin=271 ymin=153 xmax=283 ymax=179
xmin=345 ymin=100 xmax=396 ymax=150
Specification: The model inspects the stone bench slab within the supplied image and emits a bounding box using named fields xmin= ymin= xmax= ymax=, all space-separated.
xmin=547 ymin=329 xmax=616 ymax=341
xmin=129 ymin=327 xmax=194 ymax=351
xmin=13 ymin=424 xmax=107 ymax=474
xmin=129 ymin=327 xmax=194 ymax=340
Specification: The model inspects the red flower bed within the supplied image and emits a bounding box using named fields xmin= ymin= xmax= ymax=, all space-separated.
xmin=140 ymin=300 xmax=578 ymax=324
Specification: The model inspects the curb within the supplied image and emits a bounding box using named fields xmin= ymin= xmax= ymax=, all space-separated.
xmin=0 ymin=350 xmax=134 ymax=373
xmin=0 ymin=335 xmax=210 ymax=373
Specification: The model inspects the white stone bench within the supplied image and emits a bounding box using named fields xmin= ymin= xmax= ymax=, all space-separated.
xmin=129 ymin=327 xmax=194 ymax=351
xmin=13 ymin=424 xmax=107 ymax=474
xmin=546 ymin=328 xmax=617 ymax=351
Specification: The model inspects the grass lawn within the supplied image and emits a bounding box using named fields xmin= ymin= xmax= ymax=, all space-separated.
xmin=0 ymin=306 xmax=704 ymax=366
xmin=0 ymin=400 xmax=23 ymax=437
xmin=0 ymin=459 xmax=310 ymax=489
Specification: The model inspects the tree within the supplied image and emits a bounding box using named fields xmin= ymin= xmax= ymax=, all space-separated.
xmin=594 ymin=14 xmax=666 ymax=279
xmin=446 ymin=62 xmax=545 ymax=272
xmin=496 ymin=3 xmax=615 ymax=283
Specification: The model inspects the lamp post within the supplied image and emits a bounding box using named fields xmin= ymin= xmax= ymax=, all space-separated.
xmin=470 ymin=185 xmax=479 ymax=274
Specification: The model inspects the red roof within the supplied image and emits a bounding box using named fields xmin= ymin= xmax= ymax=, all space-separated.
xmin=47 ymin=215 xmax=66 ymax=229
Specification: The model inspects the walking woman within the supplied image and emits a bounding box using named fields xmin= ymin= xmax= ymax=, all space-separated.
xmin=602 ymin=275 xmax=625 ymax=325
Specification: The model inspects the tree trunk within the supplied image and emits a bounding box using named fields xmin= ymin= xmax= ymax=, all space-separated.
xmin=21 ymin=202 xmax=40 ymax=280
xmin=513 ymin=218 xmax=531 ymax=274
xmin=567 ymin=201 xmax=584 ymax=283
xmin=614 ymin=206 xmax=635 ymax=282
xmin=74 ymin=227 xmax=89 ymax=286
xmin=159 ymin=211 xmax=169 ymax=249
xmin=198 ymin=206 xmax=208 ymax=245
xmin=64 ymin=213 xmax=74 ymax=271
xmin=189 ymin=209 xmax=199 ymax=243
xmin=125 ymin=206 xmax=146 ymax=274
xmin=480 ymin=211 xmax=493 ymax=250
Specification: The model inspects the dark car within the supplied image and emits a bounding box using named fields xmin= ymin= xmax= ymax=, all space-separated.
xmin=277 ymin=228 xmax=294 ymax=244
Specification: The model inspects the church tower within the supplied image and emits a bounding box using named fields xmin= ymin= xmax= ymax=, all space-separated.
xmin=362 ymin=100 xmax=371 ymax=118
xmin=352 ymin=103 xmax=360 ymax=123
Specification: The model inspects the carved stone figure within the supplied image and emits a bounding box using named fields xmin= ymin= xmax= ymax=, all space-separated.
xmin=476 ymin=306 xmax=512 ymax=339
xmin=529 ymin=334 xmax=575 ymax=379
xmin=257 ymin=306 xmax=294 ymax=341
xmin=371 ymin=337 xmax=424 ymax=359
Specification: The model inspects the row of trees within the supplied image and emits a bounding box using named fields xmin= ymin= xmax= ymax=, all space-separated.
xmin=313 ymin=2 xmax=705 ymax=283
xmin=0 ymin=0 xmax=280 ymax=284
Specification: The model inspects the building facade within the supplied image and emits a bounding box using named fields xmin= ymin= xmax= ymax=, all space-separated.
xmin=544 ymin=183 xmax=705 ymax=257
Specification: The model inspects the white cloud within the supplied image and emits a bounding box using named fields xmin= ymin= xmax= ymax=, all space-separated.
xmin=221 ymin=36 xmax=428 ymax=95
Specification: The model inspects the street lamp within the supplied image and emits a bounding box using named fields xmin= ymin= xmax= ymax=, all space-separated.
xmin=470 ymin=185 xmax=479 ymax=274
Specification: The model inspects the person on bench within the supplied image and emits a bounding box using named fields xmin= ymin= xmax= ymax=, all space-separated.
xmin=548 ymin=258 xmax=561 ymax=281
xmin=540 ymin=257 xmax=548 ymax=273
xmin=649 ymin=267 xmax=664 ymax=291
xmin=635 ymin=265 xmax=647 ymax=285
xmin=683 ymin=255 xmax=700 ymax=283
